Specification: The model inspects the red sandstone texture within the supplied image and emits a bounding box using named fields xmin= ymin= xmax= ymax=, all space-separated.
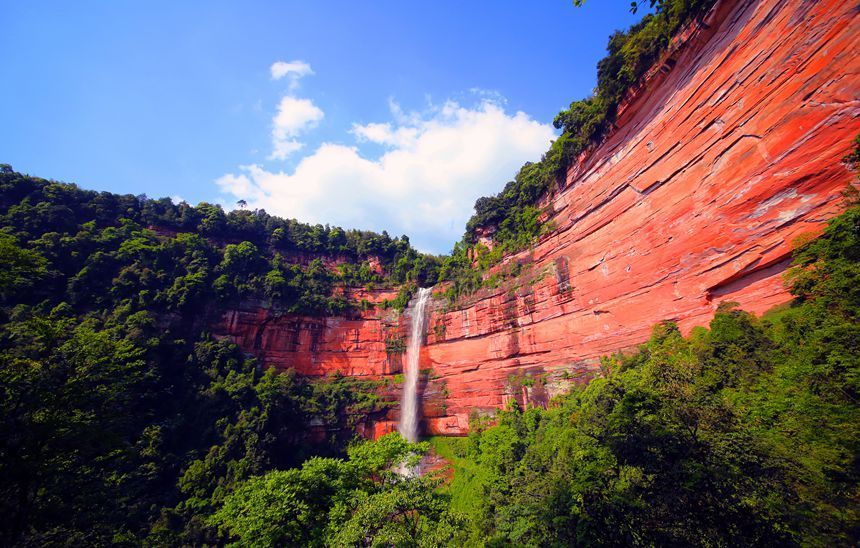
xmin=219 ymin=287 xmax=404 ymax=377
xmin=217 ymin=0 xmax=860 ymax=437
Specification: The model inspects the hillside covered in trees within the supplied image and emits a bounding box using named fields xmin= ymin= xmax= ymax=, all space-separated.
xmin=3 ymin=163 xmax=856 ymax=544
xmin=0 ymin=166 xmax=414 ymax=544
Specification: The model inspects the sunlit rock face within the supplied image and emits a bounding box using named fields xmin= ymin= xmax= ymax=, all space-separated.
xmin=219 ymin=287 xmax=404 ymax=377
xmin=217 ymin=0 xmax=860 ymax=437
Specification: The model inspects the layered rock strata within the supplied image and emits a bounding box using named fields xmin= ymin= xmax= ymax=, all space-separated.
xmin=217 ymin=0 xmax=860 ymax=436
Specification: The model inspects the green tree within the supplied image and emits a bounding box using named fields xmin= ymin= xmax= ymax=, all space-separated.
xmin=212 ymin=434 xmax=464 ymax=547
xmin=0 ymin=232 xmax=47 ymax=300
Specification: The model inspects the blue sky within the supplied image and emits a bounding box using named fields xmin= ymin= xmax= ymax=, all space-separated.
xmin=1 ymin=1 xmax=643 ymax=253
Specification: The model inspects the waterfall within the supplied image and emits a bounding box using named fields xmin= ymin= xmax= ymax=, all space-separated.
xmin=397 ymin=287 xmax=432 ymax=443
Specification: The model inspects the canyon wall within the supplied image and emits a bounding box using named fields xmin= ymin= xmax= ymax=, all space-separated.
xmin=217 ymin=0 xmax=860 ymax=437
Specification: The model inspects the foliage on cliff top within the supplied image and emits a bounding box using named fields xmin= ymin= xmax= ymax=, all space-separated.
xmin=0 ymin=170 xmax=439 ymax=315
xmin=457 ymin=0 xmax=716 ymax=258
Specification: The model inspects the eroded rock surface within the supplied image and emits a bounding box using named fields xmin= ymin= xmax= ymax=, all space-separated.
xmin=217 ymin=0 xmax=860 ymax=436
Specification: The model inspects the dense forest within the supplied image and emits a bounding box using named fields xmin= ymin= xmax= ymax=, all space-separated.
xmin=0 ymin=165 xmax=440 ymax=311
xmin=0 ymin=166 xmax=422 ymax=544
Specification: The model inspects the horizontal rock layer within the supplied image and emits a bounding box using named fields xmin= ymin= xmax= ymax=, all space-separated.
xmin=217 ymin=0 xmax=860 ymax=437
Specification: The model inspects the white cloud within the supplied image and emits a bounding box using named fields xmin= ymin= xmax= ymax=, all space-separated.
xmin=269 ymin=96 xmax=324 ymax=160
xmin=272 ymin=97 xmax=324 ymax=138
xmin=270 ymin=139 xmax=304 ymax=159
xmin=219 ymin=98 xmax=555 ymax=253
xmin=351 ymin=122 xmax=418 ymax=148
xmin=270 ymin=60 xmax=314 ymax=83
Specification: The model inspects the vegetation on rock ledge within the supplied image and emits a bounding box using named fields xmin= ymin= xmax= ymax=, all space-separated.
xmin=444 ymin=0 xmax=717 ymax=298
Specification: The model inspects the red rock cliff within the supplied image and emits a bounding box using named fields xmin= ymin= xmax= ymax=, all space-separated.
xmin=217 ymin=0 xmax=860 ymax=437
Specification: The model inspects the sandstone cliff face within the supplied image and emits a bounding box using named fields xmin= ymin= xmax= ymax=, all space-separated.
xmin=217 ymin=0 xmax=860 ymax=437
xmin=219 ymin=287 xmax=404 ymax=377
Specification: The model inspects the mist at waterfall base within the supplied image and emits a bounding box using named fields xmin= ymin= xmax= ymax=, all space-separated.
xmin=395 ymin=287 xmax=432 ymax=476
